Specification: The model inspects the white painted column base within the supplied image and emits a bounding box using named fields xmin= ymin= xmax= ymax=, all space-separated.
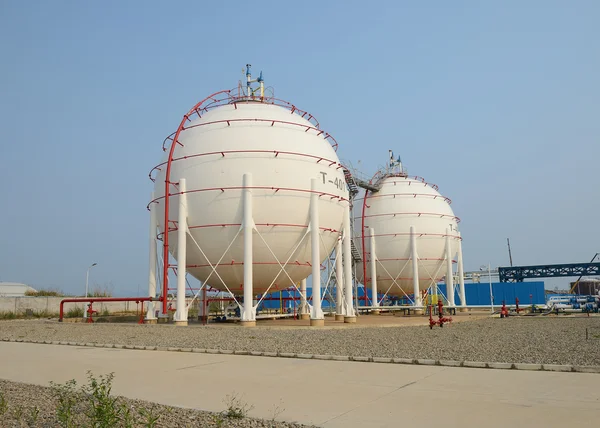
xmin=309 ymin=179 xmax=324 ymax=326
xmin=342 ymin=203 xmax=355 ymax=319
xmin=334 ymin=238 xmax=345 ymax=321
xmin=240 ymin=173 xmax=256 ymax=325
xmin=146 ymin=191 xmax=158 ymax=323
xmin=369 ymin=227 xmax=379 ymax=314
xmin=445 ymin=227 xmax=455 ymax=307
xmin=174 ymin=178 xmax=188 ymax=326
xmin=457 ymin=231 xmax=467 ymax=308
xmin=410 ymin=226 xmax=423 ymax=312
xmin=299 ymin=278 xmax=309 ymax=320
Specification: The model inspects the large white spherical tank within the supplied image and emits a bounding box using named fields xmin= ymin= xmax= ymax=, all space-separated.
xmin=154 ymin=101 xmax=349 ymax=295
xmin=354 ymin=175 xmax=460 ymax=296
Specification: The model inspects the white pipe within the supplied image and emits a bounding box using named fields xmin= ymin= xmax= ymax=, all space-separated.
xmin=146 ymin=191 xmax=157 ymax=321
xmin=410 ymin=226 xmax=422 ymax=307
xmin=310 ymin=178 xmax=324 ymax=324
xmin=241 ymin=173 xmax=256 ymax=325
xmin=457 ymin=232 xmax=466 ymax=307
xmin=343 ymin=202 xmax=356 ymax=320
xmin=370 ymin=227 xmax=378 ymax=310
xmin=335 ymin=237 xmax=344 ymax=317
xmin=174 ymin=179 xmax=188 ymax=325
xmin=445 ymin=228 xmax=455 ymax=307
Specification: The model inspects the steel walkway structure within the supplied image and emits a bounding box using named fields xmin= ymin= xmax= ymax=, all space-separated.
xmin=499 ymin=262 xmax=600 ymax=282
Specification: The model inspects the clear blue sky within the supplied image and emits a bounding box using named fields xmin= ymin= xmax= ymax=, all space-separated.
xmin=1 ymin=1 xmax=598 ymax=295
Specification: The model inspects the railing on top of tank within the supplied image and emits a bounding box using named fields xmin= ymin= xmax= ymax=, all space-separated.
xmin=188 ymin=87 xmax=321 ymax=127
xmin=158 ymin=87 xmax=337 ymax=152
xmin=369 ymin=169 xmax=440 ymax=191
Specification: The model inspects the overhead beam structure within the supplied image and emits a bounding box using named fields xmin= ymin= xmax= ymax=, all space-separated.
xmin=499 ymin=263 xmax=600 ymax=282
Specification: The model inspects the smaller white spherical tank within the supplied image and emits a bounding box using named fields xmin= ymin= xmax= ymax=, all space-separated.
xmin=354 ymin=173 xmax=460 ymax=297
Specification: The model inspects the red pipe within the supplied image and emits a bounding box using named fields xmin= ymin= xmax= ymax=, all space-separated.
xmin=59 ymin=297 xmax=156 ymax=322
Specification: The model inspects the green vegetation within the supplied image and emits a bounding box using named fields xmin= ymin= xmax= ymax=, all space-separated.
xmin=223 ymin=392 xmax=254 ymax=419
xmin=24 ymin=288 xmax=64 ymax=297
xmin=50 ymin=379 xmax=79 ymax=428
xmin=0 ymin=309 xmax=59 ymax=320
xmin=65 ymin=306 xmax=84 ymax=318
xmin=2 ymin=374 xmax=263 ymax=427
xmin=83 ymin=372 xmax=120 ymax=427
xmin=0 ymin=311 xmax=17 ymax=320
xmin=50 ymin=372 xmax=165 ymax=428
xmin=0 ymin=391 xmax=8 ymax=416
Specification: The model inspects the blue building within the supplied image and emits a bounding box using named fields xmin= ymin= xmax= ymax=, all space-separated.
xmin=442 ymin=281 xmax=546 ymax=306
xmin=256 ymin=281 xmax=546 ymax=311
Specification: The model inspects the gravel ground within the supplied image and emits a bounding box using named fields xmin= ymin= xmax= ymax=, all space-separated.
xmin=1 ymin=316 xmax=599 ymax=366
xmin=0 ymin=379 xmax=314 ymax=428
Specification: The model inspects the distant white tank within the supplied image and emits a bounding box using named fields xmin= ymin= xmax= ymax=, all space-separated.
xmin=152 ymin=89 xmax=348 ymax=295
xmin=354 ymin=155 xmax=460 ymax=298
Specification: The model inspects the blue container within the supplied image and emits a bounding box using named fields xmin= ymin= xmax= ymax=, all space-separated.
xmin=438 ymin=281 xmax=546 ymax=306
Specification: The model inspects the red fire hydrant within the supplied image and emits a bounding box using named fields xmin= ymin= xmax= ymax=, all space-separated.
xmin=428 ymin=300 xmax=453 ymax=329
xmin=500 ymin=302 xmax=509 ymax=318
xmin=86 ymin=303 xmax=98 ymax=323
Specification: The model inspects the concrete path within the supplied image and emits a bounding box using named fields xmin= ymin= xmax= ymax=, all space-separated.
xmin=1 ymin=342 xmax=598 ymax=427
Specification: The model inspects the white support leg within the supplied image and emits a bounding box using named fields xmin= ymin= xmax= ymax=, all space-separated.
xmin=310 ymin=178 xmax=324 ymax=326
xmin=198 ymin=289 xmax=206 ymax=321
xmin=410 ymin=225 xmax=423 ymax=314
xmin=241 ymin=173 xmax=256 ymax=326
xmin=370 ymin=227 xmax=379 ymax=315
xmin=300 ymin=278 xmax=309 ymax=320
xmin=343 ymin=202 xmax=356 ymax=323
xmin=145 ymin=191 xmax=158 ymax=324
xmin=457 ymin=231 xmax=467 ymax=311
xmin=335 ymin=237 xmax=345 ymax=321
xmin=445 ymin=227 xmax=455 ymax=307
xmin=174 ymin=179 xmax=188 ymax=326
